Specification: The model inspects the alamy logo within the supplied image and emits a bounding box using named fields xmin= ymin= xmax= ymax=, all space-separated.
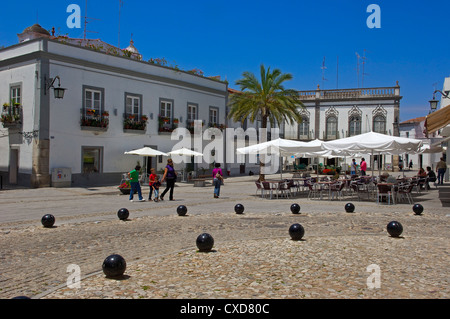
xmin=366 ymin=4 xmax=381 ymax=29
xmin=67 ymin=4 xmax=81 ymax=29
xmin=67 ymin=264 xmax=81 ymax=289
xmin=168 ymin=122 xmax=280 ymax=174
xmin=366 ymin=264 xmax=381 ymax=289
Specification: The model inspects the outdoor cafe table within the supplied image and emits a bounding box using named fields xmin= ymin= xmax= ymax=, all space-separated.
xmin=316 ymin=180 xmax=336 ymax=199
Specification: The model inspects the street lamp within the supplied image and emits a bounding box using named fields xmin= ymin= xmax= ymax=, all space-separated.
xmin=429 ymin=90 xmax=450 ymax=112
xmin=45 ymin=76 xmax=66 ymax=99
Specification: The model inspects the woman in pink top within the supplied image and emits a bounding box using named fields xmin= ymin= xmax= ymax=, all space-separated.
xmin=360 ymin=158 xmax=367 ymax=176
xmin=212 ymin=163 xmax=223 ymax=198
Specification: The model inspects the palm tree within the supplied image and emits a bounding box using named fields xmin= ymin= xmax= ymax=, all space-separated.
xmin=228 ymin=64 xmax=305 ymax=181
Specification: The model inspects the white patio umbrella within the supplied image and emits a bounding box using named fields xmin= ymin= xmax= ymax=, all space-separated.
xmin=167 ymin=147 xmax=203 ymax=157
xmin=124 ymin=147 xmax=168 ymax=157
xmin=321 ymin=131 xmax=423 ymax=176
xmin=236 ymin=138 xmax=323 ymax=178
xmin=236 ymin=138 xmax=323 ymax=156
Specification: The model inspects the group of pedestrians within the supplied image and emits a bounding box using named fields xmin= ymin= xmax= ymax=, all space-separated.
xmin=128 ymin=159 xmax=178 ymax=202
xmin=128 ymin=159 xmax=225 ymax=202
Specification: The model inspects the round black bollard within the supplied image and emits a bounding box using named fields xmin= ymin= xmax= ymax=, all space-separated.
xmin=117 ymin=208 xmax=129 ymax=220
xmin=387 ymin=221 xmax=403 ymax=237
xmin=289 ymin=223 xmax=305 ymax=240
xmin=234 ymin=204 xmax=245 ymax=214
xmin=102 ymin=254 xmax=127 ymax=278
xmin=41 ymin=214 xmax=55 ymax=228
xmin=345 ymin=203 xmax=355 ymax=213
xmin=290 ymin=203 xmax=301 ymax=214
xmin=196 ymin=233 xmax=214 ymax=252
xmin=412 ymin=204 xmax=424 ymax=215
xmin=177 ymin=205 xmax=188 ymax=216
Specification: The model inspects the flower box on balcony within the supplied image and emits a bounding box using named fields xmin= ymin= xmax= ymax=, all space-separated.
xmin=123 ymin=114 xmax=147 ymax=132
xmin=80 ymin=109 xmax=109 ymax=131
xmin=1 ymin=103 xmax=22 ymax=128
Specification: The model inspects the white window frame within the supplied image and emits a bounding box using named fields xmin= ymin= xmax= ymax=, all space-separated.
xmin=326 ymin=116 xmax=338 ymax=140
xmin=160 ymin=100 xmax=173 ymax=124
xmin=298 ymin=117 xmax=310 ymax=140
xmin=126 ymin=95 xmax=141 ymax=116
xmin=373 ymin=115 xmax=386 ymax=134
xmin=187 ymin=104 xmax=197 ymax=124
xmin=349 ymin=115 xmax=361 ymax=137
xmin=209 ymin=107 xmax=218 ymax=125
xmin=84 ymin=88 xmax=102 ymax=115
xmin=10 ymin=85 xmax=21 ymax=105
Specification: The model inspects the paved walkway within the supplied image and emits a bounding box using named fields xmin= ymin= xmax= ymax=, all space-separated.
xmin=0 ymin=173 xmax=449 ymax=300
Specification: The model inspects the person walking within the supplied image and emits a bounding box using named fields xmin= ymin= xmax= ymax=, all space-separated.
xmin=160 ymin=158 xmax=177 ymax=201
xmin=409 ymin=160 xmax=413 ymax=170
xmin=212 ymin=163 xmax=223 ymax=198
xmin=152 ymin=175 xmax=161 ymax=202
xmin=360 ymin=158 xmax=367 ymax=176
xmin=350 ymin=159 xmax=357 ymax=176
xmin=436 ymin=157 xmax=447 ymax=185
xmin=148 ymin=168 xmax=157 ymax=201
xmin=128 ymin=165 xmax=144 ymax=202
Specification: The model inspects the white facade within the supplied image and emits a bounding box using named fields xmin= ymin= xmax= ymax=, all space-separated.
xmin=283 ymin=85 xmax=402 ymax=171
xmin=1 ymin=35 xmax=229 ymax=187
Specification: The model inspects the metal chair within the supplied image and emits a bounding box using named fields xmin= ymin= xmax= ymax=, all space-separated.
xmin=278 ymin=181 xmax=291 ymax=198
xmin=255 ymin=181 xmax=264 ymax=197
xmin=397 ymin=183 xmax=414 ymax=204
xmin=376 ymin=184 xmax=395 ymax=205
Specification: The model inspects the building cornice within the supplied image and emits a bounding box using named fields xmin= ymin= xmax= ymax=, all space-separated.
xmin=0 ymin=38 xmax=228 ymax=97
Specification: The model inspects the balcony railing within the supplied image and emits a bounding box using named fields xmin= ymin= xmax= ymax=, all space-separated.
xmin=124 ymin=114 xmax=148 ymax=131
xmin=1 ymin=103 xmax=22 ymax=128
xmin=298 ymin=86 xmax=400 ymax=101
xmin=80 ymin=109 xmax=109 ymax=130
xmin=158 ymin=115 xmax=178 ymax=133
xmin=208 ymin=122 xmax=227 ymax=130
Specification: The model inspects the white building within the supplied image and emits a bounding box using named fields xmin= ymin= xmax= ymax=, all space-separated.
xmin=284 ymin=84 xmax=402 ymax=171
xmin=0 ymin=24 xmax=229 ymax=187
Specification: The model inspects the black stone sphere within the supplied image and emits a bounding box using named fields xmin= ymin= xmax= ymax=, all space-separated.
xmin=387 ymin=221 xmax=403 ymax=237
xmin=102 ymin=254 xmax=127 ymax=278
xmin=117 ymin=208 xmax=129 ymax=220
xmin=196 ymin=233 xmax=214 ymax=252
xmin=234 ymin=204 xmax=245 ymax=214
xmin=413 ymin=204 xmax=424 ymax=215
xmin=177 ymin=205 xmax=188 ymax=216
xmin=289 ymin=223 xmax=305 ymax=240
xmin=41 ymin=214 xmax=55 ymax=228
xmin=290 ymin=203 xmax=301 ymax=214
xmin=345 ymin=203 xmax=355 ymax=213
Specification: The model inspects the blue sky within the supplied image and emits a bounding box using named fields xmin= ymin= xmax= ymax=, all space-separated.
xmin=1 ymin=0 xmax=449 ymax=122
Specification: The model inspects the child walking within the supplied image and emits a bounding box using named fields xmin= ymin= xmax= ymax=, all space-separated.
xmin=152 ymin=175 xmax=161 ymax=202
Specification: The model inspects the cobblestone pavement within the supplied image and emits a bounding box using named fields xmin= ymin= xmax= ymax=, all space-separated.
xmin=0 ymin=174 xmax=449 ymax=299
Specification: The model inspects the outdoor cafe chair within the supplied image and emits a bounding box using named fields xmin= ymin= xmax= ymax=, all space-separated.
xmin=278 ymin=181 xmax=291 ymax=198
xmin=262 ymin=181 xmax=279 ymax=199
xmin=307 ymin=181 xmax=322 ymax=200
xmin=330 ymin=181 xmax=346 ymax=200
xmin=396 ymin=182 xmax=414 ymax=204
xmin=376 ymin=183 xmax=395 ymax=205
xmin=255 ymin=181 xmax=264 ymax=198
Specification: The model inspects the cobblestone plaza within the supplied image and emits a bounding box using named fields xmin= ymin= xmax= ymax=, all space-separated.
xmin=0 ymin=173 xmax=449 ymax=300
